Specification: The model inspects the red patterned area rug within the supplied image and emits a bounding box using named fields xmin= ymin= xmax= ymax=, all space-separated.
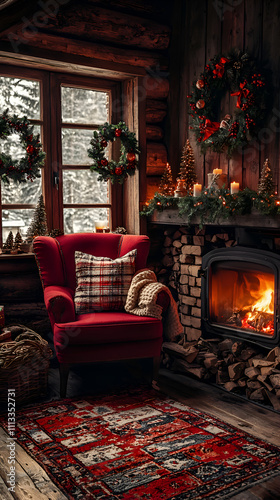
xmin=1 ymin=387 xmax=280 ymax=499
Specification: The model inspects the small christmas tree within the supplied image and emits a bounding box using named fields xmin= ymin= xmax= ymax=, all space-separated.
xmin=13 ymin=231 xmax=23 ymax=249
xmin=158 ymin=163 xmax=174 ymax=196
xmin=178 ymin=139 xmax=197 ymax=193
xmin=26 ymin=194 xmax=48 ymax=242
xmin=258 ymin=158 xmax=274 ymax=195
xmin=3 ymin=231 xmax=14 ymax=251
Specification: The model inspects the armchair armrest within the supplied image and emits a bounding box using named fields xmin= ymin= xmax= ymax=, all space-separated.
xmin=44 ymin=286 xmax=76 ymax=327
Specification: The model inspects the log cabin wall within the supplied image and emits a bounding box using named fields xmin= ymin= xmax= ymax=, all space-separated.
xmin=168 ymin=0 xmax=280 ymax=194
xmin=0 ymin=0 xmax=173 ymax=325
xmin=0 ymin=0 xmax=172 ymax=213
xmin=1 ymin=1 xmax=280 ymax=215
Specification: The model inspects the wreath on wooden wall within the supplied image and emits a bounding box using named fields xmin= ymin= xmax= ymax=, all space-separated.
xmin=88 ymin=121 xmax=140 ymax=184
xmin=188 ymin=51 xmax=270 ymax=156
xmin=0 ymin=110 xmax=45 ymax=183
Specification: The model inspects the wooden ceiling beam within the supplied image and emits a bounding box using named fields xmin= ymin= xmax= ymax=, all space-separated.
xmin=40 ymin=4 xmax=171 ymax=50
xmin=83 ymin=0 xmax=172 ymax=22
xmin=0 ymin=0 xmax=40 ymax=35
xmin=0 ymin=44 xmax=147 ymax=79
xmin=0 ymin=31 xmax=168 ymax=70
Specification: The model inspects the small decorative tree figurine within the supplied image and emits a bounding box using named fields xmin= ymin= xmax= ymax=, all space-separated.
xmin=26 ymin=194 xmax=48 ymax=242
xmin=258 ymin=158 xmax=274 ymax=195
xmin=158 ymin=163 xmax=174 ymax=196
xmin=13 ymin=231 xmax=23 ymax=249
xmin=175 ymin=139 xmax=197 ymax=197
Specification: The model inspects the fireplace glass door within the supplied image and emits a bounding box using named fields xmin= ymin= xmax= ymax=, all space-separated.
xmin=209 ymin=261 xmax=275 ymax=338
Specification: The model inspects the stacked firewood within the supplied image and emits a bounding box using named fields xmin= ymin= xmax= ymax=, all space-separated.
xmin=162 ymin=339 xmax=280 ymax=410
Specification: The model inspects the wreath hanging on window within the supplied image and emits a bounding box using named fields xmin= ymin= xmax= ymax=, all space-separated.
xmin=188 ymin=51 xmax=270 ymax=156
xmin=88 ymin=121 xmax=140 ymax=184
xmin=0 ymin=110 xmax=45 ymax=183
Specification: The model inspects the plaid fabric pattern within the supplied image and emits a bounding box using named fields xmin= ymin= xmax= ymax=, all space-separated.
xmin=74 ymin=249 xmax=137 ymax=313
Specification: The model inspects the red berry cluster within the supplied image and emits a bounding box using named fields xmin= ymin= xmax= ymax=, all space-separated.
xmin=229 ymin=121 xmax=239 ymax=138
xmin=251 ymin=73 xmax=265 ymax=87
xmin=245 ymin=116 xmax=255 ymax=130
xmin=241 ymin=93 xmax=255 ymax=111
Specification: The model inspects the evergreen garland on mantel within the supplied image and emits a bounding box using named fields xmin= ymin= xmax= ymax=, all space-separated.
xmin=141 ymin=188 xmax=280 ymax=227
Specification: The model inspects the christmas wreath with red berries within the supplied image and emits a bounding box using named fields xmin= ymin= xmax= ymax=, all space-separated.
xmin=188 ymin=51 xmax=270 ymax=156
xmin=0 ymin=110 xmax=45 ymax=183
xmin=88 ymin=121 xmax=140 ymax=184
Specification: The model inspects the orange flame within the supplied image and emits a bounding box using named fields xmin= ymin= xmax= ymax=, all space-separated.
xmin=241 ymin=281 xmax=274 ymax=335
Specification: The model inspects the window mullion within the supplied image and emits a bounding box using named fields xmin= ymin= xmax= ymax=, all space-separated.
xmin=49 ymin=73 xmax=63 ymax=230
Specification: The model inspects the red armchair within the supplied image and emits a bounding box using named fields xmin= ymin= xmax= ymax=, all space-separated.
xmin=33 ymin=233 xmax=168 ymax=397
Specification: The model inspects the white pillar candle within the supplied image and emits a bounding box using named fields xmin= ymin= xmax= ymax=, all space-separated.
xmin=193 ymin=183 xmax=202 ymax=197
xmin=230 ymin=181 xmax=239 ymax=194
xmin=213 ymin=168 xmax=222 ymax=175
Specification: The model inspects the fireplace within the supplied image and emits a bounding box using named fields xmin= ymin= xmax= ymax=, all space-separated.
xmin=201 ymin=246 xmax=280 ymax=348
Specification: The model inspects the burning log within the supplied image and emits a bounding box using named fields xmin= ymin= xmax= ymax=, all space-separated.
xmin=243 ymin=311 xmax=273 ymax=333
xmin=227 ymin=312 xmax=242 ymax=327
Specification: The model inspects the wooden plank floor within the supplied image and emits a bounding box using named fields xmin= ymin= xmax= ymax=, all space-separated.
xmin=0 ymin=360 xmax=279 ymax=499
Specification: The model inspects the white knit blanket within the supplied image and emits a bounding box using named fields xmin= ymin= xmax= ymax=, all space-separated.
xmin=125 ymin=270 xmax=183 ymax=341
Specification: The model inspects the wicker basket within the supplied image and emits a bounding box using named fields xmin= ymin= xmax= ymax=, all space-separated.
xmin=0 ymin=326 xmax=52 ymax=404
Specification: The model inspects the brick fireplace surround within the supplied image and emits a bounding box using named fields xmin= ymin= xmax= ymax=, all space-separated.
xmin=147 ymin=211 xmax=280 ymax=410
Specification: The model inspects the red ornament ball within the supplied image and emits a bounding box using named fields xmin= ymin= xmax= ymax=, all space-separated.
xmin=101 ymin=158 xmax=108 ymax=166
xmin=115 ymin=128 xmax=122 ymax=137
xmin=100 ymin=139 xmax=107 ymax=148
xmin=115 ymin=166 xmax=123 ymax=175
xmin=127 ymin=152 xmax=136 ymax=162
xmin=196 ymin=99 xmax=205 ymax=109
xmin=26 ymin=145 xmax=34 ymax=154
xmin=196 ymin=79 xmax=205 ymax=89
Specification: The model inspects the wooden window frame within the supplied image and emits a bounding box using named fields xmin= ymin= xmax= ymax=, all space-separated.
xmin=0 ymin=64 xmax=124 ymax=242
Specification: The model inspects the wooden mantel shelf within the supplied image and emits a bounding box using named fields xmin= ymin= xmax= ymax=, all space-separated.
xmin=149 ymin=209 xmax=280 ymax=229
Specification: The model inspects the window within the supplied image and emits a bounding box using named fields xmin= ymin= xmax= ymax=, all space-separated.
xmin=0 ymin=65 xmax=122 ymax=245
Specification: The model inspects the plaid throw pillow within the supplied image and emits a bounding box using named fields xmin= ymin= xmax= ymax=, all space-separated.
xmin=74 ymin=249 xmax=137 ymax=313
